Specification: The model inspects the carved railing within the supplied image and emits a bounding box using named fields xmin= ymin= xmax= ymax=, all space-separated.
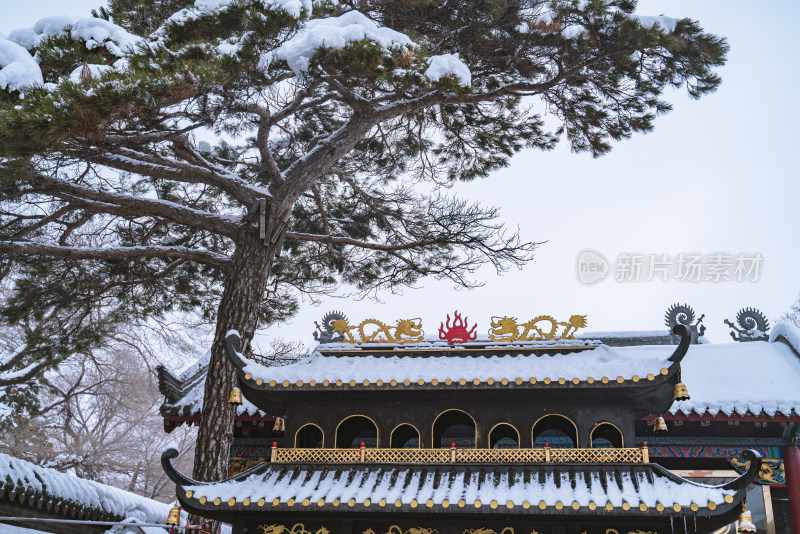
xmin=270 ymin=446 xmax=649 ymax=464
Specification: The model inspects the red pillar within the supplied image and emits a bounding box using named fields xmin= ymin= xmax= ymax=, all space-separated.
xmin=784 ymin=445 xmax=800 ymax=534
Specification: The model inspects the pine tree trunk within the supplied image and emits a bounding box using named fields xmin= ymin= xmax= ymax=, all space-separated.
xmin=188 ymin=205 xmax=287 ymax=532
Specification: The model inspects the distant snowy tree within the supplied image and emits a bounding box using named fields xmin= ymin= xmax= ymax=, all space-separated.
xmin=0 ymin=0 xmax=728 ymax=495
xmin=780 ymin=292 xmax=800 ymax=328
xmin=0 ymin=331 xmax=196 ymax=501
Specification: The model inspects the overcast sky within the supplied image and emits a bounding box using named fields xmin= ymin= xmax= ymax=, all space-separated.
xmin=4 ymin=1 xmax=799 ymax=353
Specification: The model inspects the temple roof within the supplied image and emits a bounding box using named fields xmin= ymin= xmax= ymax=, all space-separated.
xmin=162 ymin=448 xmax=761 ymax=525
xmin=158 ymin=322 xmax=800 ymax=420
xmin=227 ymin=334 xmax=683 ymax=392
xmin=0 ymin=452 xmax=174 ymax=525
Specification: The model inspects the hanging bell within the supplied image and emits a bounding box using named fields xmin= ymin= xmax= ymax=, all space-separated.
xmin=673 ymin=382 xmax=690 ymax=401
xmin=273 ymin=417 xmax=285 ymax=432
xmin=654 ymin=416 xmax=668 ymax=434
xmin=165 ymin=503 xmax=181 ymax=526
xmin=737 ymin=504 xmax=756 ymax=532
xmin=229 ymin=387 xmax=243 ymax=406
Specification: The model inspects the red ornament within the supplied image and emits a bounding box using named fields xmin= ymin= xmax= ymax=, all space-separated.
xmin=438 ymin=311 xmax=477 ymax=344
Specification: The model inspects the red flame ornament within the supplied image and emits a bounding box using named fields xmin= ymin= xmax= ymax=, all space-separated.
xmin=439 ymin=311 xmax=477 ymax=344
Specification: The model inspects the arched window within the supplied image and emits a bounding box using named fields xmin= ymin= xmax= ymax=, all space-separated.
xmin=531 ymin=414 xmax=578 ymax=448
xmin=390 ymin=424 xmax=420 ymax=448
xmin=432 ymin=409 xmax=476 ymax=448
xmin=489 ymin=423 xmax=520 ymax=449
xmin=294 ymin=423 xmax=324 ymax=448
xmin=590 ymin=422 xmax=623 ymax=448
xmin=335 ymin=415 xmax=379 ymax=448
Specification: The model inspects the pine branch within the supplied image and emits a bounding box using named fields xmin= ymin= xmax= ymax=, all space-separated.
xmin=0 ymin=241 xmax=229 ymax=269
xmin=82 ymin=145 xmax=265 ymax=206
xmin=25 ymin=173 xmax=238 ymax=238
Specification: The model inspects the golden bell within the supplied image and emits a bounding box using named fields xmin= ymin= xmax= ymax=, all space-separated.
xmin=165 ymin=503 xmax=181 ymax=526
xmin=673 ymin=382 xmax=690 ymax=401
xmin=737 ymin=509 xmax=756 ymax=532
xmin=273 ymin=417 xmax=285 ymax=432
xmin=229 ymin=387 xmax=243 ymax=406
xmin=655 ymin=416 xmax=668 ymax=433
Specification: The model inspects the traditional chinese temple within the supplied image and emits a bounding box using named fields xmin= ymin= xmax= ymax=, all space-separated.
xmin=159 ymin=305 xmax=800 ymax=534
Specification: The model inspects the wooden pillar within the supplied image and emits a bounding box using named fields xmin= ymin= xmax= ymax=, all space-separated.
xmin=783 ymin=444 xmax=800 ymax=534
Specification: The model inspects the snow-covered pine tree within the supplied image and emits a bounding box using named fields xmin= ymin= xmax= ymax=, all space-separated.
xmin=780 ymin=292 xmax=800 ymax=328
xmin=0 ymin=0 xmax=727 ymax=489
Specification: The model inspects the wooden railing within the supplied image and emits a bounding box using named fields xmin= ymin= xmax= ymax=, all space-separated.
xmin=270 ymin=444 xmax=650 ymax=464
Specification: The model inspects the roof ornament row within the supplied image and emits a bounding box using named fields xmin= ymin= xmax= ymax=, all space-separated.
xmin=313 ymin=310 xmax=588 ymax=345
xmin=665 ymin=303 xmax=771 ymax=342
xmin=313 ymin=311 xmax=424 ymax=344
xmin=724 ymin=307 xmax=770 ymax=342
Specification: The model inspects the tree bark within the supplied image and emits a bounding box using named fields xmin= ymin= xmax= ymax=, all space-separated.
xmin=188 ymin=203 xmax=289 ymax=531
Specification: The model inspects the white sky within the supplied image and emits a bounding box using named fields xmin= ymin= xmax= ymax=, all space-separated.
xmin=3 ymin=1 xmax=799 ymax=352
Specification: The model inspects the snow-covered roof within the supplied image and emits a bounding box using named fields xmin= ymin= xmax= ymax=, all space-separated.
xmin=157 ymin=350 xmax=264 ymax=419
xmin=160 ymin=323 xmax=800 ymax=420
xmin=0 ymin=452 xmax=172 ymax=525
xmin=179 ymin=463 xmax=737 ymax=514
xmin=665 ymin=323 xmax=800 ymax=417
xmin=237 ymin=343 xmax=676 ymax=387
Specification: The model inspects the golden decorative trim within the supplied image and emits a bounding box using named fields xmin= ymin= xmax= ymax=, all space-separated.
xmin=334 ymin=414 xmax=380 ymax=448
xmin=272 ymin=445 xmax=650 ymax=465
xmin=532 ymin=413 xmax=579 ymax=447
xmin=707 ymin=501 xmax=716 ymax=510
xmin=390 ymin=422 xmax=422 ymax=449
xmin=330 ymin=317 xmax=425 ymax=344
xmin=244 ymin=373 xmax=252 ymax=380
xmin=672 ymin=503 xmax=681 ymax=512
xmin=199 ymin=496 xmax=207 ymax=505
xmin=588 ymin=502 xmax=597 ymax=510
xmin=228 ymin=498 xmax=236 ymax=506
xmin=213 ymin=498 xmax=221 ymax=505
xmin=272 ymin=498 xmax=279 ymax=506
xmin=655 ymin=503 xmax=664 ymax=512
xmin=487 ymin=422 xmax=521 ymax=448
xmin=185 ymin=490 xmax=193 ymax=498
xmin=622 ymin=502 xmax=630 ymax=511
xmin=555 ymin=501 xmax=564 ymax=510
xmin=302 ymin=498 xmax=310 ymax=506
xmin=463 ymin=528 xmax=515 ymax=534
xmin=724 ymin=494 xmax=734 ymax=504
xmin=317 ymin=499 xmax=325 ymax=507
xmin=431 ymin=408 xmax=478 ymax=448
xmin=690 ymin=503 xmax=699 ymax=511
xmin=258 ymin=524 xmax=330 ymax=534
xmin=363 ymin=527 xmax=437 ymax=534
xmin=294 ymin=423 xmax=325 ymax=448
xmin=442 ymin=500 xmax=450 ymax=508
xmin=488 ymin=315 xmax=587 ymax=341
xmin=590 ymin=421 xmax=625 ymax=448
xmin=256 ymin=379 xmax=264 ymax=385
